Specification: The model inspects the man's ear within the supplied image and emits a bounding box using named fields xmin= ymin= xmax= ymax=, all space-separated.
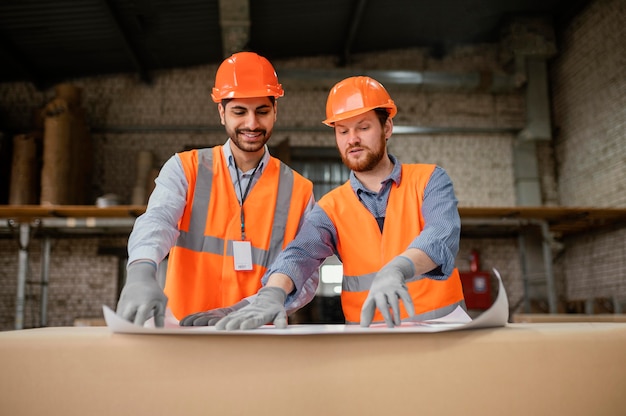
xmin=217 ymin=103 xmax=226 ymax=125
xmin=384 ymin=118 xmax=393 ymax=139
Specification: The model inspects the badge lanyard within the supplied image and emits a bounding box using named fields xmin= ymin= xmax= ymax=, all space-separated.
xmin=233 ymin=162 xmax=260 ymax=271
xmin=235 ymin=162 xmax=261 ymax=240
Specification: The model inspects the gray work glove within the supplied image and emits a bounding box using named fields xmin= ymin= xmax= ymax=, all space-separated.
xmin=360 ymin=255 xmax=416 ymax=328
xmin=179 ymin=298 xmax=250 ymax=326
xmin=116 ymin=261 xmax=168 ymax=327
xmin=215 ymin=286 xmax=287 ymax=330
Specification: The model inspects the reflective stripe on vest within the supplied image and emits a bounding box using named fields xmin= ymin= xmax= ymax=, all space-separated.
xmin=342 ymin=271 xmax=429 ymax=292
xmin=175 ymin=148 xmax=293 ymax=266
xmin=319 ymin=163 xmax=465 ymax=324
xmin=164 ymin=146 xmax=312 ymax=319
xmin=341 ymin=270 xmax=465 ymax=324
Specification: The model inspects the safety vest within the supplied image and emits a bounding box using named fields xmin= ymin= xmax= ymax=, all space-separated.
xmin=164 ymin=146 xmax=313 ymax=319
xmin=318 ymin=163 xmax=465 ymax=324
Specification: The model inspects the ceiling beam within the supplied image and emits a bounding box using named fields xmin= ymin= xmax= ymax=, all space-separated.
xmin=100 ymin=0 xmax=151 ymax=84
xmin=0 ymin=30 xmax=44 ymax=87
xmin=339 ymin=0 xmax=368 ymax=66
xmin=218 ymin=0 xmax=250 ymax=58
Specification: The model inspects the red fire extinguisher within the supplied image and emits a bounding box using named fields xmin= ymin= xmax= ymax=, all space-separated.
xmin=469 ymin=250 xmax=480 ymax=272
xmin=461 ymin=250 xmax=492 ymax=310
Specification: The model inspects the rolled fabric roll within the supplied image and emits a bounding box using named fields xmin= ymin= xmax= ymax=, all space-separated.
xmin=9 ymin=133 xmax=40 ymax=205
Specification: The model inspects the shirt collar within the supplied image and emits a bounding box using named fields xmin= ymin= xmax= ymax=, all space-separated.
xmin=350 ymin=153 xmax=402 ymax=194
xmin=223 ymin=138 xmax=269 ymax=174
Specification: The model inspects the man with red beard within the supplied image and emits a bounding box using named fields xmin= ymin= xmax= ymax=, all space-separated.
xmin=116 ymin=52 xmax=317 ymax=327
xmin=214 ymin=76 xmax=466 ymax=329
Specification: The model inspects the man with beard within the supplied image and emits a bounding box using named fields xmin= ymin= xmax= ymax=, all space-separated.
xmin=116 ymin=52 xmax=317 ymax=327
xmin=212 ymin=76 xmax=466 ymax=330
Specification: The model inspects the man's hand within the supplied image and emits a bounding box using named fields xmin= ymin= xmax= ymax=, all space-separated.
xmin=116 ymin=261 xmax=168 ymax=327
xmin=360 ymin=256 xmax=416 ymax=327
xmin=179 ymin=299 xmax=250 ymax=326
xmin=215 ymin=287 xmax=287 ymax=330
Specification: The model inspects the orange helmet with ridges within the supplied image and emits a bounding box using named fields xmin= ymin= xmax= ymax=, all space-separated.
xmin=323 ymin=76 xmax=397 ymax=126
xmin=211 ymin=52 xmax=284 ymax=103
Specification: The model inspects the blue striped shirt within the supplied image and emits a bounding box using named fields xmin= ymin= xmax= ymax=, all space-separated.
xmin=127 ymin=139 xmax=273 ymax=265
xmin=127 ymin=139 xmax=318 ymax=312
xmin=263 ymin=154 xmax=461 ymax=306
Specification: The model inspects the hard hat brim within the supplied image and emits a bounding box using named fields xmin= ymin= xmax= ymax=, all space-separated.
xmin=211 ymin=87 xmax=284 ymax=103
xmin=322 ymin=104 xmax=397 ymax=127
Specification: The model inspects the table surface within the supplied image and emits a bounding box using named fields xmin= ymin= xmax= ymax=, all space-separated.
xmin=1 ymin=323 xmax=626 ymax=416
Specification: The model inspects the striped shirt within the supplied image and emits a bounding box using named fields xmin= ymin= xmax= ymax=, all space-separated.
xmin=127 ymin=139 xmax=274 ymax=266
xmin=264 ymin=154 xmax=461 ymax=307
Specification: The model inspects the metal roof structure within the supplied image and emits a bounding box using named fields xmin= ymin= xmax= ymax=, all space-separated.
xmin=0 ymin=0 xmax=589 ymax=89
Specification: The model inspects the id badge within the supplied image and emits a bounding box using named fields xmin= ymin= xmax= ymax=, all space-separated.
xmin=233 ymin=240 xmax=253 ymax=271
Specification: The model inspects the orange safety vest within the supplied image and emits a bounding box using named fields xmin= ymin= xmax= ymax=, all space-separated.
xmin=318 ymin=163 xmax=465 ymax=324
xmin=164 ymin=146 xmax=313 ymax=319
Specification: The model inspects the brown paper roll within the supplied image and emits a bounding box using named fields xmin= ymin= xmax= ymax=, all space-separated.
xmin=9 ymin=133 xmax=40 ymax=205
xmin=70 ymin=107 xmax=92 ymax=205
xmin=39 ymin=83 xmax=93 ymax=205
xmin=54 ymin=83 xmax=82 ymax=107
xmin=40 ymin=112 xmax=72 ymax=205
xmin=146 ymin=168 xmax=159 ymax=200
xmin=131 ymin=151 xmax=155 ymax=205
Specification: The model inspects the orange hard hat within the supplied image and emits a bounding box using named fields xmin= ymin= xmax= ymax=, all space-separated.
xmin=323 ymin=76 xmax=397 ymax=126
xmin=211 ymin=52 xmax=284 ymax=102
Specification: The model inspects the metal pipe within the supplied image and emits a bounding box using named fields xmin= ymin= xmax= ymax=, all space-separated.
xmin=39 ymin=218 xmax=136 ymax=229
xmin=15 ymin=223 xmax=30 ymax=330
xmin=40 ymin=237 xmax=51 ymax=327
xmin=539 ymin=220 xmax=557 ymax=313
xmin=279 ymin=68 xmax=519 ymax=92
xmin=461 ymin=218 xmax=523 ymax=226
xmin=517 ymin=232 xmax=531 ymax=313
xmin=526 ymin=219 xmax=557 ymax=314
xmin=90 ymin=124 xmax=520 ymax=135
xmin=0 ymin=218 xmax=137 ymax=230
xmin=463 ymin=217 xmax=558 ymax=314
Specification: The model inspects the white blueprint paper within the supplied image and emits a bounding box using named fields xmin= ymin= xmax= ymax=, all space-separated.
xmin=103 ymin=268 xmax=509 ymax=335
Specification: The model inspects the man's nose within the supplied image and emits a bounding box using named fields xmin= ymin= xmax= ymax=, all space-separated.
xmin=346 ymin=129 xmax=361 ymax=144
xmin=243 ymin=113 xmax=260 ymax=130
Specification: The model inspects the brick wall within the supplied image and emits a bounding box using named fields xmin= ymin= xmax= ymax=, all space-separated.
xmin=0 ymin=45 xmax=526 ymax=329
xmin=552 ymin=0 xmax=625 ymax=207
xmin=0 ymin=0 xmax=623 ymax=329
xmin=550 ymin=0 xmax=626 ymax=302
xmin=0 ymin=238 xmax=123 ymax=329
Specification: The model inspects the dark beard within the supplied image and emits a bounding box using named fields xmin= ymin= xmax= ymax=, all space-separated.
xmin=230 ymin=129 xmax=270 ymax=152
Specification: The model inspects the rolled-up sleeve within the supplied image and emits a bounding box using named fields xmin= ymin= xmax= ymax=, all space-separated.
xmin=262 ymin=205 xmax=337 ymax=306
xmin=408 ymin=166 xmax=460 ymax=278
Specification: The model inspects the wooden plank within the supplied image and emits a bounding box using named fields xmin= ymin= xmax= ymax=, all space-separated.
xmin=458 ymin=206 xmax=626 ymax=237
xmin=0 ymin=205 xmax=146 ymax=220
xmin=0 ymin=205 xmax=624 ymax=237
